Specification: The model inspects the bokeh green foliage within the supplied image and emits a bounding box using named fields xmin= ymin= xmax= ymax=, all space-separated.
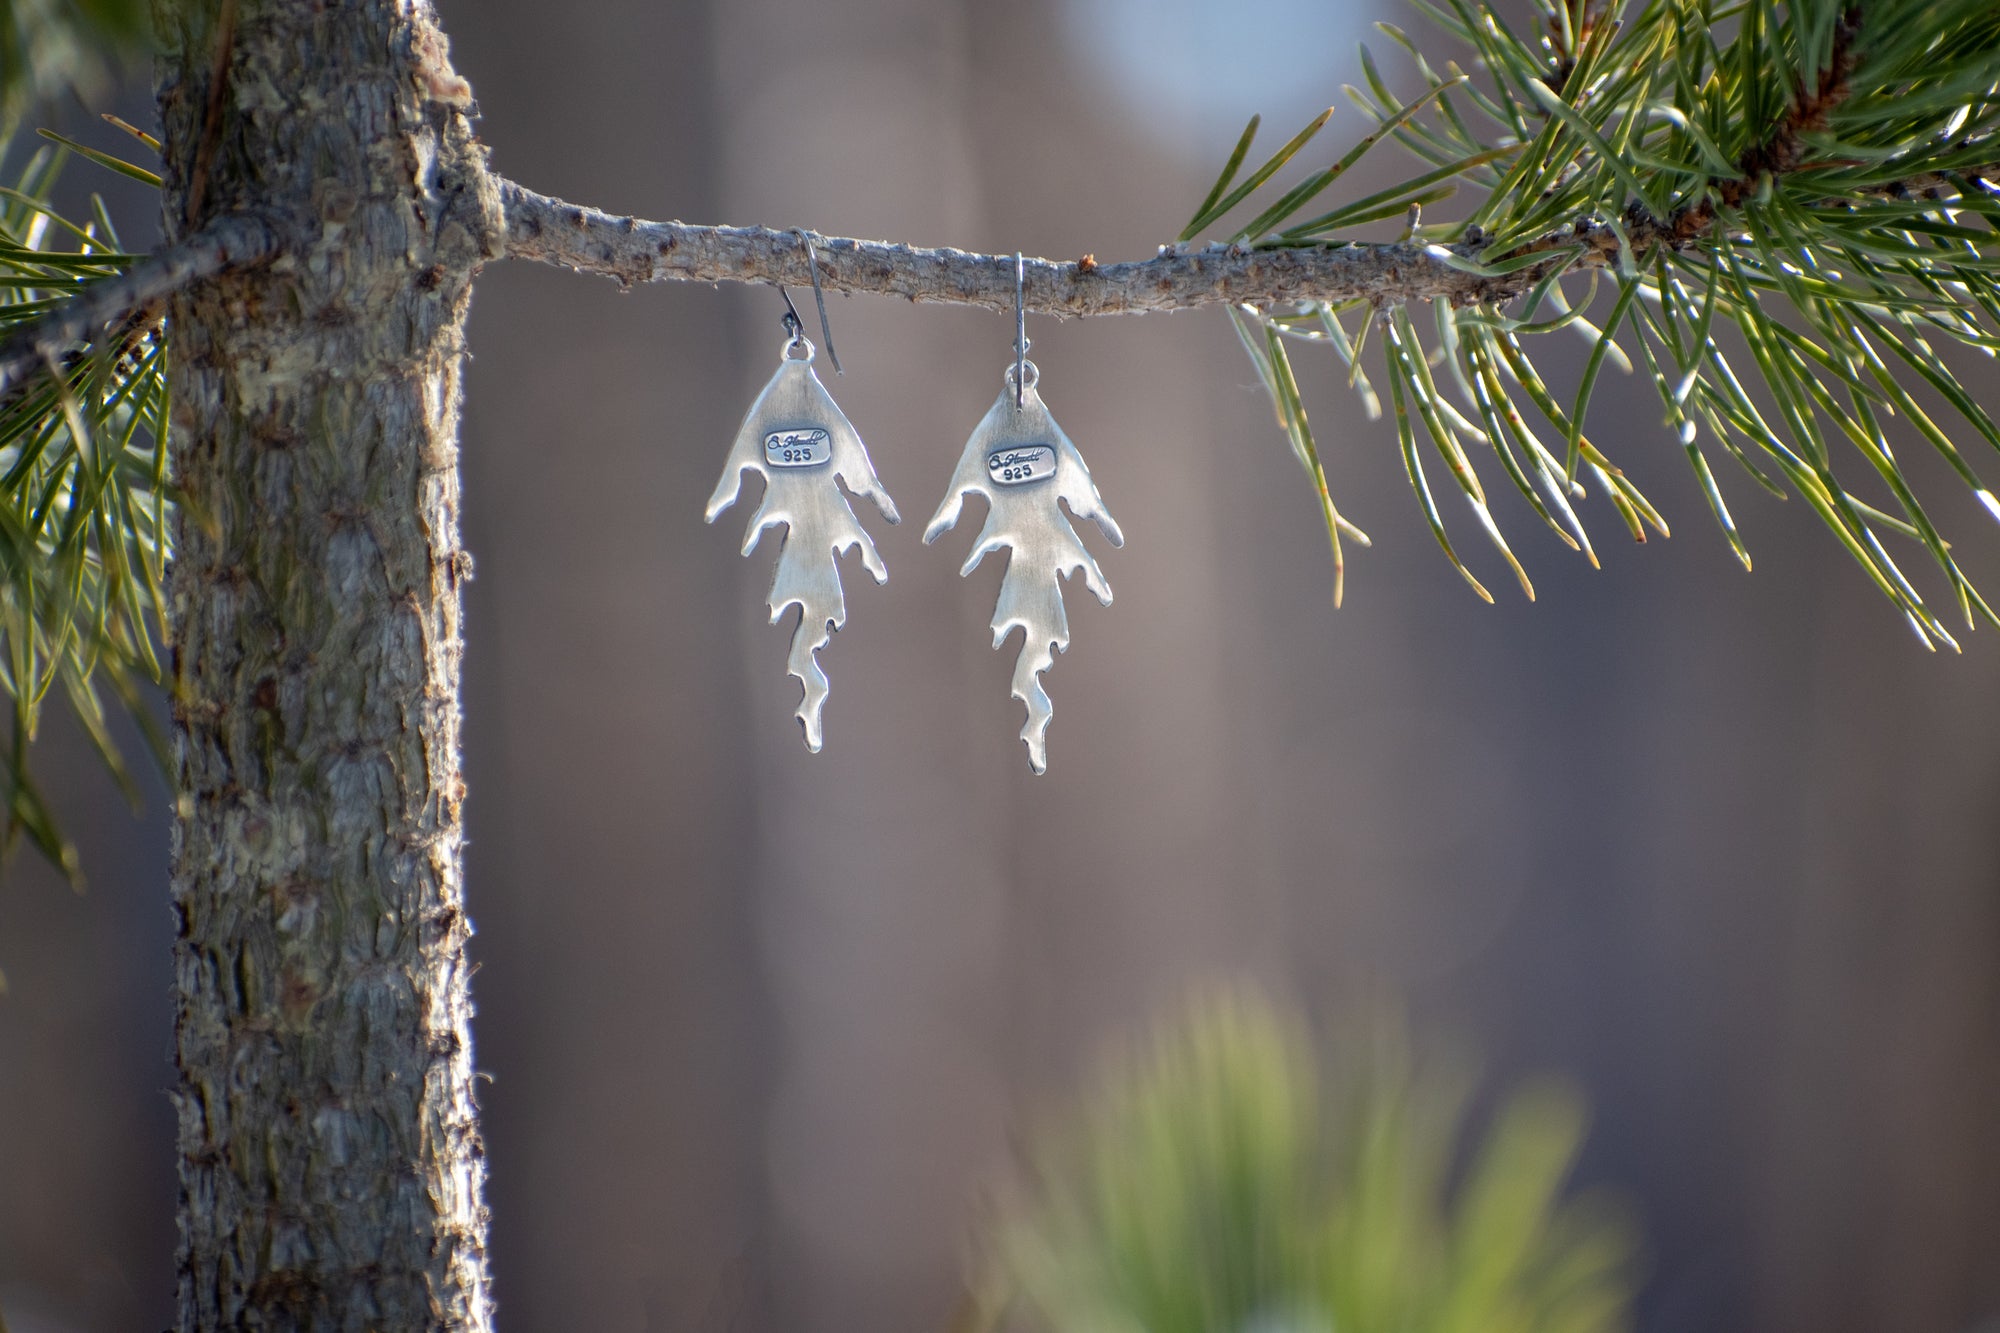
xmin=1204 ymin=0 xmax=2000 ymax=645
xmin=979 ymin=993 xmax=1635 ymax=1333
xmin=0 ymin=0 xmax=150 ymax=134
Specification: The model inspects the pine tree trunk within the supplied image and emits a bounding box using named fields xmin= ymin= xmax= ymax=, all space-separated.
xmin=154 ymin=1 xmax=501 ymax=1328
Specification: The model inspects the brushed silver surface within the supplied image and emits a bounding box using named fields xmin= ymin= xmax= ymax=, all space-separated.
xmin=708 ymin=337 xmax=900 ymax=752
xmin=925 ymin=361 xmax=1122 ymax=774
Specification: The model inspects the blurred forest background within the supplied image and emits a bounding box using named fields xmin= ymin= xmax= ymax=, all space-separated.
xmin=2 ymin=0 xmax=1999 ymax=1330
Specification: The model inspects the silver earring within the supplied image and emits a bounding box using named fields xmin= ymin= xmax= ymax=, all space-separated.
xmin=925 ymin=254 xmax=1122 ymax=774
xmin=707 ymin=233 xmax=899 ymax=752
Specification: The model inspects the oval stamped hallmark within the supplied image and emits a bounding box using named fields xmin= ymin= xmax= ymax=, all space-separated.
xmin=986 ymin=444 xmax=1056 ymax=486
xmin=764 ymin=427 xmax=832 ymax=468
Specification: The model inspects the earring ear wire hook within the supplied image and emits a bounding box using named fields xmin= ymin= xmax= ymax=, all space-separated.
xmin=1013 ymin=251 xmax=1029 ymax=409
xmin=793 ymin=228 xmax=842 ymax=376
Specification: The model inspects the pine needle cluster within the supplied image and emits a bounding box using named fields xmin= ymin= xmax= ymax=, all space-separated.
xmin=0 ymin=129 xmax=168 ymax=878
xmin=1209 ymin=0 xmax=2000 ymax=634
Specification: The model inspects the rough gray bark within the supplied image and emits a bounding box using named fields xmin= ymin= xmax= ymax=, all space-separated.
xmin=155 ymin=0 xmax=502 ymax=1329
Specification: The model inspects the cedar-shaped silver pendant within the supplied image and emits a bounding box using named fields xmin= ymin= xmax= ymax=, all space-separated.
xmin=925 ymin=359 xmax=1122 ymax=774
xmin=707 ymin=334 xmax=899 ymax=752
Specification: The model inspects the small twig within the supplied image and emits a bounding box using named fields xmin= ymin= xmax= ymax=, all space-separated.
xmin=1698 ymin=6 xmax=1864 ymax=222
xmin=0 ymin=211 xmax=284 ymax=394
xmin=184 ymin=0 xmax=239 ymax=230
xmin=500 ymin=179 xmax=1578 ymax=315
xmin=497 ymin=163 xmax=1998 ymax=322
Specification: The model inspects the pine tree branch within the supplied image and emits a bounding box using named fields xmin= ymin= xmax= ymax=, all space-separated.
xmin=7 ymin=135 xmax=1991 ymax=398
xmin=6 ymin=147 xmax=1986 ymax=404
xmin=497 ymin=171 xmax=1999 ymax=321
xmin=498 ymin=177 xmax=1523 ymax=315
xmin=0 ymin=210 xmax=282 ymax=394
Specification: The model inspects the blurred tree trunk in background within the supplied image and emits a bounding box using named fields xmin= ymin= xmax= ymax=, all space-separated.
xmin=153 ymin=1 xmax=498 ymax=1327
